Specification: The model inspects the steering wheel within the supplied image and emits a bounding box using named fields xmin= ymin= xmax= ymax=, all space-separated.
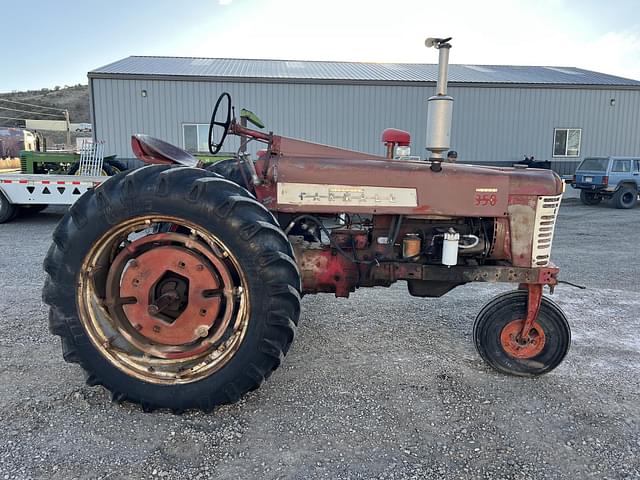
xmin=208 ymin=92 xmax=232 ymax=154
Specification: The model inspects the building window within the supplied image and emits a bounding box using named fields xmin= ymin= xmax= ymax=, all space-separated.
xmin=182 ymin=124 xmax=210 ymax=153
xmin=553 ymin=128 xmax=581 ymax=157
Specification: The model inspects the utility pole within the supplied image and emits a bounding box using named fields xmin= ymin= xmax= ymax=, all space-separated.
xmin=63 ymin=109 xmax=70 ymax=147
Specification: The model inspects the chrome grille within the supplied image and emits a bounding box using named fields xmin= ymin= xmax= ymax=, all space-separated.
xmin=531 ymin=194 xmax=562 ymax=266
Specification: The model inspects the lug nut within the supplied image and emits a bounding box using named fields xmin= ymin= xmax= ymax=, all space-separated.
xmin=132 ymin=278 xmax=140 ymax=287
xmin=196 ymin=325 xmax=209 ymax=338
xmin=199 ymin=308 xmax=207 ymax=316
xmin=153 ymin=325 xmax=161 ymax=333
xmin=178 ymin=261 xmax=186 ymax=269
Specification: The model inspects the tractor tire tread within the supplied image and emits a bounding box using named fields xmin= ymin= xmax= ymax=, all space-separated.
xmin=43 ymin=165 xmax=300 ymax=412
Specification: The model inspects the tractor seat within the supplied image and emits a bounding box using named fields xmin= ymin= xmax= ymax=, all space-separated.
xmin=131 ymin=134 xmax=199 ymax=168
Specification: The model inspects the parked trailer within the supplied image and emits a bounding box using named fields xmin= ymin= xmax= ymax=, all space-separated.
xmin=0 ymin=173 xmax=104 ymax=223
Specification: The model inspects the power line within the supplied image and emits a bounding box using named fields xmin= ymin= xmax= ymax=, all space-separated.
xmin=0 ymin=106 xmax=64 ymax=118
xmin=0 ymin=97 xmax=64 ymax=112
xmin=0 ymin=116 xmax=27 ymax=122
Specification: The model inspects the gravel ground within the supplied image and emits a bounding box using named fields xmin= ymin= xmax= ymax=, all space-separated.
xmin=0 ymin=192 xmax=639 ymax=480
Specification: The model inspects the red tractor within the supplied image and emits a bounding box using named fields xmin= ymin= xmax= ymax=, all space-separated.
xmin=43 ymin=39 xmax=570 ymax=412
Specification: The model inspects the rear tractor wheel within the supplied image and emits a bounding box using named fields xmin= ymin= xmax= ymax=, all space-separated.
xmin=43 ymin=165 xmax=301 ymax=412
xmin=473 ymin=290 xmax=570 ymax=376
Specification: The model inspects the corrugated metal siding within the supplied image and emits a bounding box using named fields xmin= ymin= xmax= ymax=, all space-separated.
xmin=92 ymin=78 xmax=640 ymax=175
xmin=90 ymin=57 xmax=640 ymax=86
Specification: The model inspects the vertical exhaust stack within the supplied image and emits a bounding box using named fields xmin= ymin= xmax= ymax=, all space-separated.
xmin=425 ymin=37 xmax=453 ymax=170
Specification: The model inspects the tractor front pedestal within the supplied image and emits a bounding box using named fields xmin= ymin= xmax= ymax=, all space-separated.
xmin=499 ymin=284 xmax=546 ymax=359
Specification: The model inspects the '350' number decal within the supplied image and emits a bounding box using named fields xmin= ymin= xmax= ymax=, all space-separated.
xmin=475 ymin=194 xmax=497 ymax=206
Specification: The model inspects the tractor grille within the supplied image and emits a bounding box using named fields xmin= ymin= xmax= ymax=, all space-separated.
xmin=20 ymin=152 xmax=28 ymax=173
xmin=531 ymin=194 xmax=562 ymax=267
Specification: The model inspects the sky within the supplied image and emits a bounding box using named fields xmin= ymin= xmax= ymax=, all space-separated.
xmin=2 ymin=0 xmax=640 ymax=92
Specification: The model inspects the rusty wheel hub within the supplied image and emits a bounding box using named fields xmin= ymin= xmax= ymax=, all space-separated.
xmin=119 ymin=245 xmax=223 ymax=345
xmin=78 ymin=217 xmax=249 ymax=384
xmin=500 ymin=319 xmax=546 ymax=359
xmin=104 ymin=231 xmax=240 ymax=359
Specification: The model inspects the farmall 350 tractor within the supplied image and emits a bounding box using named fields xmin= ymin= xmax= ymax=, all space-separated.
xmin=43 ymin=38 xmax=570 ymax=412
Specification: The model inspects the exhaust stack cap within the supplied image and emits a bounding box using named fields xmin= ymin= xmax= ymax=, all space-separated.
xmin=425 ymin=37 xmax=452 ymax=48
xmin=424 ymin=36 xmax=453 ymax=164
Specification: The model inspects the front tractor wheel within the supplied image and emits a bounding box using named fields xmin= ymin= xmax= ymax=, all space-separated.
xmin=473 ymin=290 xmax=570 ymax=376
xmin=43 ymin=165 xmax=300 ymax=412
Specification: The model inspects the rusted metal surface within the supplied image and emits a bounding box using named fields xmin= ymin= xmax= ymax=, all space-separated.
xmin=264 ymin=155 xmax=514 ymax=217
xmin=489 ymin=218 xmax=511 ymax=261
xmin=500 ymin=283 xmax=546 ymax=358
xmin=130 ymin=124 xmax=563 ymax=277
xmin=234 ymin=128 xmax=562 ymax=219
xmin=229 ymin=122 xmax=271 ymax=143
xmin=507 ymin=197 xmax=537 ymax=267
xmin=105 ymin=232 xmax=238 ymax=352
xmin=79 ymin=217 xmax=250 ymax=385
xmin=293 ymin=243 xmax=359 ymax=298
xmin=500 ymin=319 xmax=546 ymax=358
xmin=290 ymin=229 xmax=377 ymax=297
xmin=118 ymin=245 xmax=222 ymax=346
xmin=274 ymin=136 xmax=383 ymax=160
xmin=292 ymin=239 xmax=559 ymax=297
xmin=411 ymin=264 xmax=559 ymax=285
xmin=130 ymin=117 xmax=564 ymax=311
xmin=520 ymin=283 xmax=543 ymax=339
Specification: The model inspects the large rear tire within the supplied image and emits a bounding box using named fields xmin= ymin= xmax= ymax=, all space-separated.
xmin=473 ymin=290 xmax=570 ymax=376
xmin=43 ymin=165 xmax=301 ymax=412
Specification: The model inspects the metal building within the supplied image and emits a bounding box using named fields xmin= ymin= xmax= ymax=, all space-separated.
xmin=89 ymin=57 xmax=640 ymax=174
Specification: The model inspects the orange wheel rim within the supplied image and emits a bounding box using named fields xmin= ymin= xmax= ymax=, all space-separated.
xmin=500 ymin=319 xmax=546 ymax=359
xmin=78 ymin=216 xmax=250 ymax=385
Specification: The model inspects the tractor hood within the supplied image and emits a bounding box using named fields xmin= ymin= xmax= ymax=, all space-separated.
xmin=257 ymin=150 xmax=563 ymax=218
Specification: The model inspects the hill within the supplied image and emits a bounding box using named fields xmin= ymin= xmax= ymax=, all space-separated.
xmin=0 ymin=84 xmax=90 ymax=126
xmin=0 ymin=85 xmax=91 ymax=145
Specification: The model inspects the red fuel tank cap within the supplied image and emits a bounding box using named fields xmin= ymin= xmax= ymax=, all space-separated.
xmin=381 ymin=128 xmax=411 ymax=146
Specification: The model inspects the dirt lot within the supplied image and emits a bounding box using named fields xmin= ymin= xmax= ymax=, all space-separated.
xmin=0 ymin=195 xmax=638 ymax=480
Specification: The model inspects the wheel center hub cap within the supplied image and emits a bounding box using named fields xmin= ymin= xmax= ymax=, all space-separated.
xmin=119 ymin=245 xmax=222 ymax=345
xmin=500 ymin=319 xmax=546 ymax=359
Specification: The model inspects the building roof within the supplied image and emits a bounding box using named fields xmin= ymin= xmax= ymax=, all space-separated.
xmin=89 ymin=56 xmax=640 ymax=87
